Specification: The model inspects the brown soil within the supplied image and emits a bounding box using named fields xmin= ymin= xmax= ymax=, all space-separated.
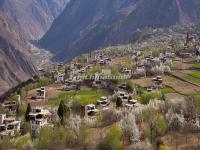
xmin=27 ymin=84 xmax=62 ymax=107
xmin=161 ymin=132 xmax=200 ymax=150
xmin=165 ymin=93 xmax=185 ymax=103
xmin=163 ymin=76 xmax=200 ymax=94
xmin=132 ymin=77 xmax=152 ymax=87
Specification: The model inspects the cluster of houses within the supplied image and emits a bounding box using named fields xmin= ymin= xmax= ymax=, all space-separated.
xmin=147 ymin=76 xmax=163 ymax=92
xmin=132 ymin=50 xmax=174 ymax=78
xmin=0 ymin=105 xmax=52 ymax=138
xmin=116 ymin=90 xmax=140 ymax=108
xmin=84 ymin=96 xmax=110 ymax=119
xmin=51 ymin=52 xmax=114 ymax=93
xmin=62 ymin=79 xmax=77 ymax=91
xmin=122 ymin=68 xmax=132 ymax=77
xmin=0 ymin=96 xmax=21 ymax=138
xmin=95 ymin=53 xmax=111 ymax=66
xmin=177 ymin=33 xmax=200 ymax=58
xmin=54 ymin=72 xmax=65 ymax=83
xmin=0 ymin=114 xmax=21 ymax=139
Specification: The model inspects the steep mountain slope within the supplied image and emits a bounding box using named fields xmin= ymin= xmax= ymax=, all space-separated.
xmin=0 ymin=0 xmax=69 ymax=39
xmin=0 ymin=13 xmax=38 ymax=95
xmin=110 ymin=0 xmax=200 ymax=43
xmin=39 ymin=0 xmax=200 ymax=61
xmin=39 ymin=0 xmax=139 ymax=60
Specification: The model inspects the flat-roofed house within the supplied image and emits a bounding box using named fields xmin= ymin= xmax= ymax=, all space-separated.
xmin=97 ymin=96 xmax=110 ymax=108
xmin=2 ymin=101 xmax=18 ymax=112
xmin=54 ymin=72 xmax=65 ymax=83
xmin=85 ymin=104 xmax=99 ymax=118
xmin=36 ymin=87 xmax=46 ymax=99
xmin=29 ymin=107 xmax=51 ymax=131
xmin=0 ymin=114 xmax=21 ymax=138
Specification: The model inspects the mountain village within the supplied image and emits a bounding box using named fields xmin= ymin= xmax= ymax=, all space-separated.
xmin=0 ymin=32 xmax=200 ymax=150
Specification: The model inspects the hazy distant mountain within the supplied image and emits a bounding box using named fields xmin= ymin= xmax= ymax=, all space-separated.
xmin=39 ymin=0 xmax=200 ymax=61
xmin=0 ymin=0 xmax=69 ymax=39
xmin=0 ymin=13 xmax=38 ymax=95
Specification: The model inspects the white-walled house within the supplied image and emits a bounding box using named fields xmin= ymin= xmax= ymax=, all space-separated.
xmin=125 ymin=99 xmax=139 ymax=108
xmin=97 ymin=96 xmax=110 ymax=108
xmin=0 ymin=114 xmax=21 ymax=138
xmin=29 ymin=107 xmax=51 ymax=131
xmin=85 ymin=104 xmax=99 ymax=118
xmin=36 ymin=87 xmax=46 ymax=99
xmin=54 ymin=72 xmax=65 ymax=83
xmin=1 ymin=101 xmax=18 ymax=112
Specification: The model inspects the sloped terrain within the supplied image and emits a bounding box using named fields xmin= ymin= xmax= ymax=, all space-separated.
xmin=0 ymin=13 xmax=38 ymax=95
xmin=0 ymin=0 xmax=69 ymax=39
xmin=39 ymin=0 xmax=200 ymax=61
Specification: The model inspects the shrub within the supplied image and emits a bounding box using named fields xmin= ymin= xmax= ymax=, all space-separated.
xmin=51 ymin=125 xmax=67 ymax=149
xmin=36 ymin=126 xmax=53 ymax=150
xmin=21 ymin=122 xmax=32 ymax=135
xmin=142 ymin=108 xmax=167 ymax=139
xmin=16 ymin=105 xmax=26 ymax=118
xmin=102 ymin=110 xmax=119 ymax=126
xmin=159 ymin=144 xmax=168 ymax=150
xmin=140 ymin=92 xmax=161 ymax=104
xmin=14 ymin=134 xmax=32 ymax=149
xmin=126 ymin=80 xmax=135 ymax=92
xmin=101 ymin=125 xmax=123 ymax=150
xmin=0 ymin=136 xmax=12 ymax=150
xmin=155 ymin=115 xmax=168 ymax=135
xmin=119 ymin=113 xmax=140 ymax=144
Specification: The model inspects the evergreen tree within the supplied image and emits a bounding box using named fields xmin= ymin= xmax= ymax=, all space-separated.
xmin=116 ymin=97 xmax=123 ymax=107
xmin=58 ymin=100 xmax=69 ymax=124
xmin=75 ymin=83 xmax=80 ymax=95
xmin=65 ymin=67 xmax=70 ymax=78
xmin=25 ymin=103 xmax=32 ymax=122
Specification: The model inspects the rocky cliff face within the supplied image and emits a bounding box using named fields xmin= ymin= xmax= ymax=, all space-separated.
xmin=0 ymin=13 xmax=38 ymax=95
xmin=0 ymin=0 xmax=69 ymax=39
xmin=39 ymin=0 xmax=200 ymax=61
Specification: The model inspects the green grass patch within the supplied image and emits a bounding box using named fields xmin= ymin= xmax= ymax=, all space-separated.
xmin=140 ymin=92 xmax=161 ymax=104
xmin=160 ymin=88 xmax=176 ymax=94
xmin=185 ymin=93 xmax=200 ymax=96
xmin=86 ymin=66 xmax=102 ymax=76
xmin=184 ymin=72 xmax=200 ymax=83
xmin=159 ymin=145 xmax=168 ymax=150
xmin=142 ymin=50 xmax=152 ymax=57
xmin=49 ymin=91 xmax=75 ymax=106
xmin=192 ymin=64 xmax=200 ymax=69
xmin=73 ymin=88 xmax=108 ymax=105
xmin=185 ymin=93 xmax=200 ymax=100
xmin=165 ymin=76 xmax=176 ymax=82
xmin=49 ymin=88 xmax=108 ymax=106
